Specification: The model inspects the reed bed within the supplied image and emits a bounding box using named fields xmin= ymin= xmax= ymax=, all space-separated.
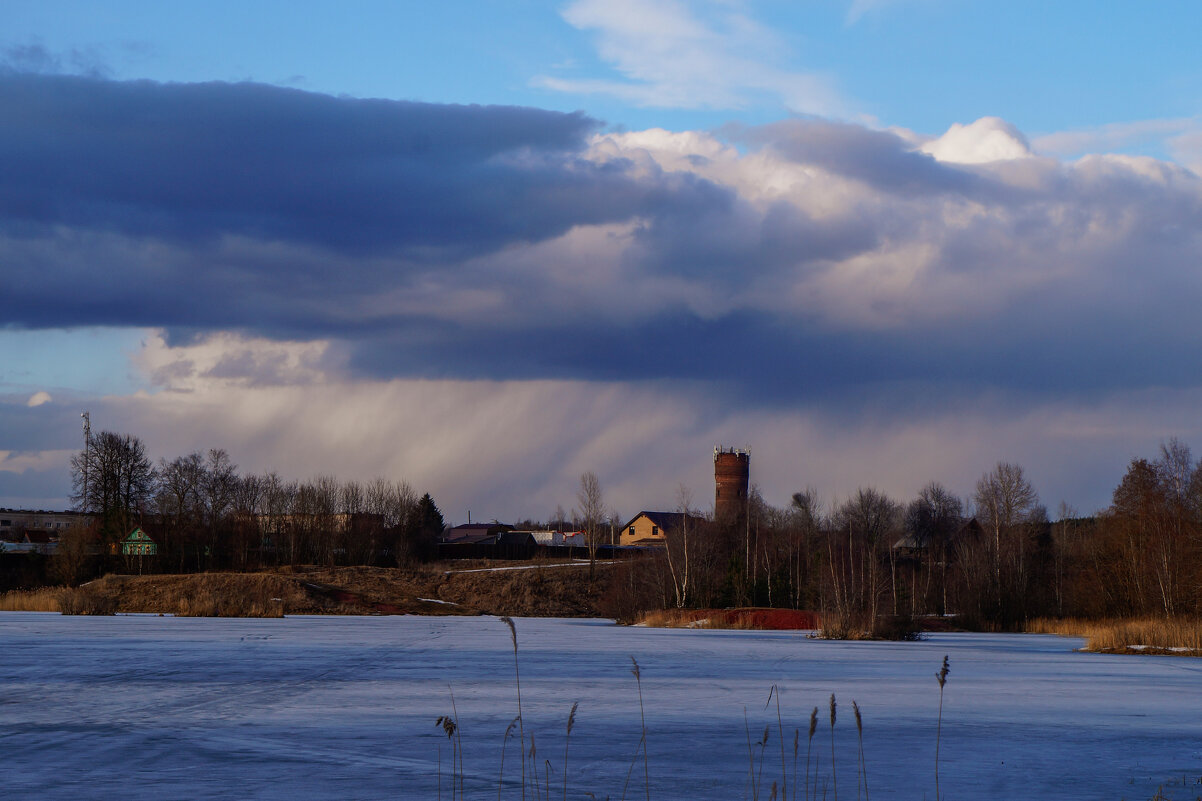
xmin=0 ymin=573 xmax=305 ymax=617
xmin=1025 ymin=617 xmax=1202 ymax=653
xmin=0 ymin=586 xmax=65 ymax=612
xmin=432 ymin=619 xmax=951 ymax=801
xmin=635 ymin=608 xmax=821 ymax=630
xmin=0 ymin=580 xmax=117 ymax=614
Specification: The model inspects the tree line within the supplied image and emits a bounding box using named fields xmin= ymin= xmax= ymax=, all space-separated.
xmin=603 ymin=439 xmax=1202 ymax=631
xmin=67 ymin=430 xmax=445 ymax=575
xmin=54 ymin=428 xmax=1202 ymax=629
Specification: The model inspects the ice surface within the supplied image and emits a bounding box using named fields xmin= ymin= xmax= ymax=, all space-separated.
xmin=3 ymin=612 xmax=1200 ymax=800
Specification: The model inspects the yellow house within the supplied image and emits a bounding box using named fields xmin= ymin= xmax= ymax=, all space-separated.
xmin=619 ymin=511 xmax=707 ymax=547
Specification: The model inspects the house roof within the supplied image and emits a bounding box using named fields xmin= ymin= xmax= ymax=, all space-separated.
xmin=621 ymin=511 xmax=707 ymax=532
xmin=496 ymin=531 xmax=536 ymax=547
xmin=124 ymin=527 xmax=156 ymax=543
xmin=442 ymin=530 xmax=498 ymax=545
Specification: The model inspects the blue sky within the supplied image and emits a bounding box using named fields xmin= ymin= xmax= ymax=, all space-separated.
xmin=3 ymin=0 xmax=1202 ymax=519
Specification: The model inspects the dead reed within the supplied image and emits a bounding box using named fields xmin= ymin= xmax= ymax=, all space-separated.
xmin=499 ymin=616 xmax=526 ymax=800
xmin=1025 ymin=617 xmax=1202 ymax=653
xmin=634 ymin=608 xmax=820 ymax=631
xmin=424 ymin=631 xmax=964 ymax=801
xmin=829 ymin=694 xmax=837 ymax=801
xmin=0 ymin=586 xmax=65 ymax=612
xmin=852 ymin=700 xmax=867 ymax=801
xmin=58 ymin=584 xmax=118 ymax=615
xmin=935 ymin=655 xmax=949 ymax=801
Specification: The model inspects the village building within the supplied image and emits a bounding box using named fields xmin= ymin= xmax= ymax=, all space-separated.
xmin=120 ymin=527 xmax=158 ymax=556
xmin=619 ymin=511 xmax=707 ymax=547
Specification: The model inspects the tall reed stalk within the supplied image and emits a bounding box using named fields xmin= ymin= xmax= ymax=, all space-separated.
xmin=767 ymin=685 xmax=787 ymax=801
xmin=501 ymin=616 xmax=525 ymax=801
xmin=563 ymin=701 xmax=578 ymax=801
xmin=829 ymin=694 xmax=838 ymax=801
xmin=791 ymin=727 xmax=799 ymax=801
xmin=499 ymin=716 xmax=519 ymax=801
xmin=435 ymin=711 xmax=458 ymax=801
xmin=632 ymin=657 xmax=650 ymax=801
xmin=806 ymin=707 xmax=817 ymax=801
xmin=852 ymin=700 xmax=867 ymax=801
xmin=935 ymin=655 xmax=950 ymax=801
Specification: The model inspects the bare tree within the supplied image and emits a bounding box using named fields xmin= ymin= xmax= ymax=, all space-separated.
xmin=577 ymin=471 xmax=605 ymax=580
xmin=973 ymin=461 xmax=1040 ymax=624
xmin=904 ymin=482 xmax=963 ymax=615
xmin=663 ymin=484 xmax=695 ymax=608
xmin=833 ymin=488 xmax=900 ymax=629
xmin=199 ymin=449 xmax=239 ymax=568
xmin=70 ymin=430 xmax=156 ymax=541
xmin=155 ymin=452 xmax=205 ymax=570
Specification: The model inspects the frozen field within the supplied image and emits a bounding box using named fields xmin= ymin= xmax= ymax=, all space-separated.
xmin=3 ymin=612 xmax=1200 ymax=800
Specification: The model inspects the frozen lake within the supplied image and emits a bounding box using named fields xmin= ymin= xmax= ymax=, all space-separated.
xmin=3 ymin=612 xmax=1199 ymax=800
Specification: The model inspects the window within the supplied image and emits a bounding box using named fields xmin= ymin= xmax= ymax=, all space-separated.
xmin=652 ymin=525 xmax=659 ymax=536
xmin=0 ymin=520 xmax=9 ymax=527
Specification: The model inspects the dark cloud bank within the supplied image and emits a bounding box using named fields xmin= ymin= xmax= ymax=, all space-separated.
xmin=4 ymin=71 xmax=1202 ymax=405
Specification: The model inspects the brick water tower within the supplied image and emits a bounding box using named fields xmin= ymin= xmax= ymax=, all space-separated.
xmin=714 ymin=446 xmax=750 ymax=524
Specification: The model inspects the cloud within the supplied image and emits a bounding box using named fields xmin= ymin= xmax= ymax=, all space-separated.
xmin=26 ymin=391 xmax=52 ymax=407
xmin=10 ymin=333 xmax=1201 ymax=518
xmin=1 ymin=41 xmax=111 ymax=78
xmin=919 ymin=117 xmax=1032 ymax=164
xmin=5 ymin=70 xmax=1202 ymax=518
xmin=535 ymin=0 xmax=848 ymax=117
xmin=1032 ymin=117 xmax=1201 ymax=162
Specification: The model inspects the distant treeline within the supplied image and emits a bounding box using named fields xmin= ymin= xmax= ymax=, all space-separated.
xmin=61 ymin=431 xmax=444 ymax=579
xmin=38 ymin=430 xmax=1202 ymax=631
xmin=603 ymin=439 xmax=1202 ymax=631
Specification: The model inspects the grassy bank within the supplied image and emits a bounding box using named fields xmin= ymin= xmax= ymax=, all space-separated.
xmin=0 ymin=560 xmax=607 ymax=618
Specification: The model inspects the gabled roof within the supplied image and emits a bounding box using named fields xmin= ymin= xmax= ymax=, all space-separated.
xmin=124 ymin=527 xmax=156 ymax=543
xmin=496 ymin=531 xmax=536 ymax=547
xmin=621 ymin=511 xmax=707 ymax=531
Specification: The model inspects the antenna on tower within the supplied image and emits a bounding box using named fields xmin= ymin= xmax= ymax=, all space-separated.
xmin=80 ymin=412 xmax=91 ymax=513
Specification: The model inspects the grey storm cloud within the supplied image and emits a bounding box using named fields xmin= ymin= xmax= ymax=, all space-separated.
xmin=0 ymin=71 xmax=652 ymax=254
xmin=5 ymin=71 xmax=1202 ymax=405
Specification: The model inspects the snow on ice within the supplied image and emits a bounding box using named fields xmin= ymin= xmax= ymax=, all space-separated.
xmin=2 ymin=613 xmax=1199 ymax=800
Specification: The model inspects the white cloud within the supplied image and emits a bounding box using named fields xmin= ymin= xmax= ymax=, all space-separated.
xmin=537 ymin=0 xmax=849 ymax=116
xmin=26 ymin=391 xmax=52 ymax=407
xmin=920 ymin=117 xmax=1032 ymax=164
xmin=133 ymin=332 xmax=337 ymax=392
xmin=1033 ymin=117 xmax=1201 ymax=162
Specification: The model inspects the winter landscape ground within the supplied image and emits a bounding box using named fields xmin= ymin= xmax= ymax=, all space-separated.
xmin=3 ymin=612 xmax=1200 ymax=800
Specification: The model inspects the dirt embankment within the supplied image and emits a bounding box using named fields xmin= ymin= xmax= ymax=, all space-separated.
xmin=40 ymin=561 xmax=609 ymax=617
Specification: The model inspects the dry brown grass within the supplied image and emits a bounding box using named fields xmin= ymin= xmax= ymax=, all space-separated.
xmin=0 ymin=580 xmax=119 ymax=614
xmin=636 ymin=608 xmax=710 ymax=628
xmin=126 ymin=573 xmax=309 ymax=617
xmin=58 ymin=582 xmax=118 ymax=615
xmin=635 ymin=608 xmax=822 ymax=630
xmin=0 ymin=587 xmax=65 ymax=612
xmin=1026 ymin=616 xmax=1202 ymax=653
xmin=0 ymin=561 xmax=611 ymax=619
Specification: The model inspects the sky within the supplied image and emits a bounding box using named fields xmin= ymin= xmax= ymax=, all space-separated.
xmin=2 ymin=0 xmax=1202 ymax=522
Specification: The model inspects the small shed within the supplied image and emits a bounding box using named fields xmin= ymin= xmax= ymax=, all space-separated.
xmin=121 ymin=528 xmax=158 ymax=556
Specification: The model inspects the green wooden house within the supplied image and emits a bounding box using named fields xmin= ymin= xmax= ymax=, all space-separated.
xmin=121 ymin=528 xmax=158 ymax=556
